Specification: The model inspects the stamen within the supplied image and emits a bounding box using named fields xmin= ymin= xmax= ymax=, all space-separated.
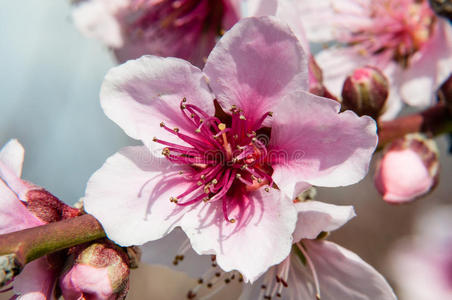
xmin=297 ymin=243 xmax=321 ymax=300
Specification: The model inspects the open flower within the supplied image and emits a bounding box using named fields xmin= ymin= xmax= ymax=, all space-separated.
xmin=84 ymin=17 xmax=378 ymax=282
xmin=293 ymin=0 xmax=452 ymax=119
xmin=239 ymin=201 xmax=396 ymax=300
xmin=0 ymin=140 xmax=60 ymax=299
xmin=72 ymin=0 xmax=241 ymax=67
xmin=388 ymin=206 xmax=452 ymax=300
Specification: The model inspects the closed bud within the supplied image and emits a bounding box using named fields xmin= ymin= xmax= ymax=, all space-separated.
xmin=341 ymin=66 xmax=389 ymax=119
xmin=374 ymin=134 xmax=439 ymax=204
xmin=59 ymin=241 xmax=130 ymax=300
xmin=437 ymin=73 xmax=452 ymax=114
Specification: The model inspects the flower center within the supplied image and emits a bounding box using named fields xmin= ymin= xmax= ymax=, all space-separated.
xmin=122 ymin=0 xmax=225 ymax=44
xmin=153 ymin=98 xmax=273 ymax=223
xmin=343 ymin=0 xmax=435 ymax=67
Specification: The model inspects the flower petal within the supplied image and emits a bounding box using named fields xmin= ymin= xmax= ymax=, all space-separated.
xmin=293 ymin=240 xmax=396 ymax=300
xmin=400 ymin=19 xmax=452 ymax=107
xmin=270 ymin=90 xmax=377 ymax=199
xmin=0 ymin=179 xmax=43 ymax=234
xmin=293 ymin=201 xmax=355 ymax=241
xmin=182 ymin=188 xmax=297 ymax=283
xmin=140 ymin=228 xmax=211 ymax=279
xmin=84 ymin=146 xmax=193 ymax=246
xmin=100 ymin=55 xmax=214 ymax=152
xmin=13 ymin=257 xmax=57 ymax=300
xmin=72 ymin=0 xmax=126 ymax=48
xmin=204 ymin=16 xmax=308 ymax=128
xmin=0 ymin=139 xmax=24 ymax=177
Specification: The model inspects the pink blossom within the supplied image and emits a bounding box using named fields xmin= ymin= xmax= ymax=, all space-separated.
xmin=374 ymin=134 xmax=439 ymax=203
xmin=59 ymin=242 xmax=130 ymax=300
xmin=84 ymin=17 xmax=378 ymax=282
xmin=72 ymin=0 xmax=241 ymax=67
xmin=388 ymin=206 xmax=452 ymax=300
xmin=292 ymin=0 xmax=452 ymax=119
xmin=239 ymin=201 xmax=396 ymax=300
xmin=0 ymin=140 xmax=57 ymax=299
xmin=139 ymin=201 xmax=395 ymax=299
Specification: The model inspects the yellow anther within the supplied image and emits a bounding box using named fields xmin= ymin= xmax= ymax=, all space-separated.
xmin=229 ymin=218 xmax=236 ymax=223
xmin=170 ymin=197 xmax=178 ymax=203
xmin=201 ymin=174 xmax=206 ymax=180
xmin=162 ymin=148 xmax=170 ymax=156
xmin=235 ymin=173 xmax=242 ymax=178
xmin=173 ymin=127 xmax=179 ymax=133
xmin=268 ymin=111 xmax=273 ymax=117
xmin=239 ymin=115 xmax=246 ymax=120
xmin=160 ymin=122 xmax=165 ymax=127
xmin=211 ymin=179 xmax=218 ymax=185
xmin=197 ymin=181 xmax=203 ymax=186
xmin=264 ymin=187 xmax=270 ymax=192
xmin=218 ymin=123 xmax=226 ymax=131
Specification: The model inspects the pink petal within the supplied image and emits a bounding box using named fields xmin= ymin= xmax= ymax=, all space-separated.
xmin=203 ymin=16 xmax=308 ymax=128
xmin=72 ymin=0 xmax=126 ymax=48
xmin=292 ymin=240 xmax=396 ymax=300
xmin=181 ymin=188 xmax=297 ymax=283
xmin=59 ymin=264 xmax=113 ymax=300
xmin=0 ymin=139 xmax=24 ymax=177
xmin=374 ymin=148 xmax=433 ymax=203
xmin=270 ymin=90 xmax=377 ymax=199
xmin=293 ymin=201 xmax=355 ymax=241
xmin=0 ymin=179 xmax=43 ymax=235
xmin=100 ymin=55 xmax=214 ymax=152
xmin=13 ymin=257 xmax=57 ymax=300
xmin=400 ymin=19 xmax=452 ymax=107
xmin=84 ymin=146 xmax=193 ymax=246
xmin=140 ymin=228 xmax=211 ymax=279
xmin=315 ymin=47 xmax=368 ymax=97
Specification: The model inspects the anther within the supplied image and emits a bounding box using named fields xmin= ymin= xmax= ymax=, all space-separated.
xmin=201 ymin=174 xmax=206 ymax=180
xmin=265 ymin=187 xmax=270 ymax=192
xmin=239 ymin=115 xmax=246 ymax=120
xmin=152 ymin=137 xmax=158 ymax=142
xmin=162 ymin=148 xmax=170 ymax=156
xmin=182 ymin=97 xmax=187 ymax=102
xmin=268 ymin=111 xmax=273 ymax=117
xmin=178 ymin=171 xmax=184 ymax=175
xmin=241 ymin=164 xmax=249 ymax=171
xmin=197 ymin=181 xmax=203 ymax=186
xmin=218 ymin=123 xmax=226 ymax=131
xmin=215 ymin=272 xmax=221 ymax=277
xmin=160 ymin=122 xmax=165 ymax=127
xmin=207 ymin=283 xmax=213 ymax=288
xmin=235 ymin=173 xmax=242 ymax=178
xmin=229 ymin=218 xmax=236 ymax=223
xmin=211 ymin=179 xmax=218 ymax=185
xmin=170 ymin=197 xmax=178 ymax=203
xmin=198 ymin=278 xmax=203 ymax=284
xmin=173 ymin=128 xmax=180 ymax=133
xmin=203 ymin=197 xmax=210 ymax=202
xmin=187 ymin=290 xmax=196 ymax=299
xmin=225 ymin=278 xmax=231 ymax=284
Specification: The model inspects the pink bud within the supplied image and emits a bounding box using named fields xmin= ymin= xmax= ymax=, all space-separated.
xmin=374 ymin=134 xmax=439 ymax=203
xmin=59 ymin=242 xmax=130 ymax=300
xmin=341 ymin=66 xmax=389 ymax=119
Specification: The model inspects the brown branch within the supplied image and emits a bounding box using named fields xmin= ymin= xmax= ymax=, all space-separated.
xmin=378 ymin=103 xmax=452 ymax=148
xmin=0 ymin=214 xmax=105 ymax=284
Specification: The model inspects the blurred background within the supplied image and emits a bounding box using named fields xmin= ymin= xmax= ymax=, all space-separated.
xmin=0 ymin=1 xmax=451 ymax=299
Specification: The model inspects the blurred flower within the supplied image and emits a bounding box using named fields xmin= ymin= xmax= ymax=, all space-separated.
xmin=438 ymin=73 xmax=452 ymax=114
xmin=72 ymin=0 xmax=241 ymax=67
xmin=59 ymin=241 xmax=130 ymax=300
xmin=0 ymin=139 xmax=77 ymax=299
xmin=341 ymin=66 xmax=389 ymax=120
xmin=388 ymin=206 xmax=452 ymax=300
xmin=83 ymin=17 xmax=378 ymax=282
xmin=295 ymin=0 xmax=452 ymax=120
xmin=239 ymin=201 xmax=396 ymax=300
xmin=374 ymin=134 xmax=439 ymax=203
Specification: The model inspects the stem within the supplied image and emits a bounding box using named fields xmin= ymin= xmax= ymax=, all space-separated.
xmin=0 ymin=214 xmax=105 ymax=269
xmin=378 ymin=103 xmax=452 ymax=147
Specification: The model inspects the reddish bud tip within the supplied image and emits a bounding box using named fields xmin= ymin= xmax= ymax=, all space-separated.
xmin=341 ymin=66 xmax=389 ymax=119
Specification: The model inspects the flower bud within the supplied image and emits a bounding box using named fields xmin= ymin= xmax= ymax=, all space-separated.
xmin=341 ymin=66 xmax=389 ymax=119
xmin=59 ymin=242 xmax=130 ymax=300
xmin=437 ymin=73 xmax=452 ymax=114
xmin=374 ymin=134 xmax=439 ymax=204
